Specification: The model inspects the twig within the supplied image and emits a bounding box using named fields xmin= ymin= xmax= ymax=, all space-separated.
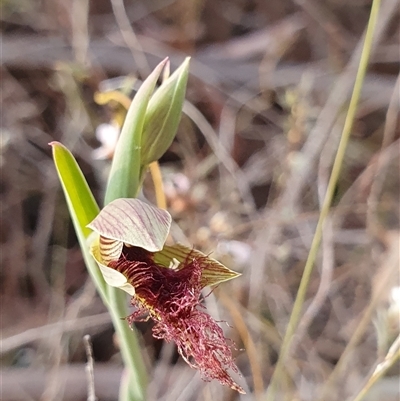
xmin=110 ymin=0 xmax=150 ymax=79
xmin=29 ymin=166 xmax=58 ymax=299
xmin=320 ymin=232 xmax=400 ymax=399
xmin=219 ymin=290 xmax=263 ymax=398
xmin=366 ymin=73 xmax=400 ymax=239
xmin=182 ymin=100 xmax=257 ymax=212
xmin=293 ymin=0 xmax=354 ymax=51
xmin=334 ymin=138 xmax=400 ymax=230
xmin=71 ymin=0 xmax=90 ymax=65
xmin=1 ymin=313 xmax=111 ymax=354
xmin=83 ymin=335 xmax=97 ymax=401
xmin=0 ymin=364 xmax=122 ymax=401
xmin=349 ymin=335 xmax=400 ymax=401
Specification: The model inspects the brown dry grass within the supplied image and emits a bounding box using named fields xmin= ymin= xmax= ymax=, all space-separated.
xmin=1 ymin=1 xmax=399 ymax=400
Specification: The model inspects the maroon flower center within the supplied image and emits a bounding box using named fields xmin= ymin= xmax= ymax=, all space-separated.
xmin=109 ymin=245 xmax=202 ymax=317
xmin=108 ymin=244 xmax=245 ymax=394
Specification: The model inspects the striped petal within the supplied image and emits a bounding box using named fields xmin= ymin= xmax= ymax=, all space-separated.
xmin=99 ymin=235 xmax=124 ymax=264
xmin=87 ymin=198 xmax=171 ymax=252
xmin=89 ymin=234 xmax=135 ymax=295
xmin=154 ymin=243 xmax=241 ymax=288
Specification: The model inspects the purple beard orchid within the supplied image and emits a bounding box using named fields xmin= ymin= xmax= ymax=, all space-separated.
xmin=88 ymin=198 xmax=245 ymax=394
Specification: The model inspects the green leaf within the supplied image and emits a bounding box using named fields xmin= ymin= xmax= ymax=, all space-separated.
xmin=105 ymin=58 xmax=168 ymax=204
xmin=154 ymin=243 xmax=241 ymax=288
xmin=50 ymin=142 xmax=99 ymax=237
xmin=141 ymin=57 xmax=190 ymax=166
xmin=88 ymin=198 xmax=172 ymax=252
xmin=50 ymin=141 xmax=107 ymax=299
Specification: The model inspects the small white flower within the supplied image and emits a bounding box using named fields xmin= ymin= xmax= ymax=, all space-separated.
xmin=92 ymin=123 xmax=120 ymax=160
xmin=390 ymin=286 xmax=400 ymax=306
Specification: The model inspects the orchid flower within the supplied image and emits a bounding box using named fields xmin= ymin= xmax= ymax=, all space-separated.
xmin=88 ymin=198 xmax=245 ymax=394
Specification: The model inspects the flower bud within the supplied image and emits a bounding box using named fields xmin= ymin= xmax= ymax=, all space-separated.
xmin=140 ymin=57 xmax=190 ymax=165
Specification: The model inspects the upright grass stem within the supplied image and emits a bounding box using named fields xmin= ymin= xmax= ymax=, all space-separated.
xmin=264 ymin=1 xmax=382 ymax=399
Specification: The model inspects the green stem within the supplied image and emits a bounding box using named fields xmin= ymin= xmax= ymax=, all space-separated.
xmin=104 ymin=167 xmax=153 ymax=401
xmin=104 ymin=185 xmax=148 ymax=401
xmin=108 ymin=287 xmax=147 ymax=400
xmin=264 ymin=1 xmax=382 ymax=399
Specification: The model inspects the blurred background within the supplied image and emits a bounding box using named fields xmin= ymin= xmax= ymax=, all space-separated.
xmin=1 ymin=0 xmax=399 ymax=400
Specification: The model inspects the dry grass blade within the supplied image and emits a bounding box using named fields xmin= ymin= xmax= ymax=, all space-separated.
xmin=2 ymin=0 xmax=399 ymax=400
xmin=110 ymin=0 xmax=150 ymax=79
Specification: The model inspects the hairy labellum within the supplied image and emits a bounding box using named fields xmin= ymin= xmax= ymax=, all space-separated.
xmin=109 ymin=245 xmax=245 ymax=394
xmin=88 ymin=198 xmax=244 ymax=393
